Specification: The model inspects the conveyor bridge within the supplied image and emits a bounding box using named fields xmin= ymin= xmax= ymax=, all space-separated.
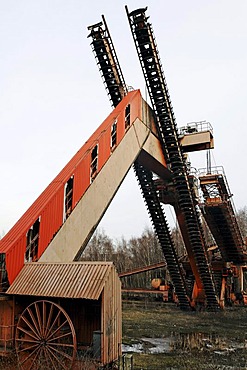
xmin=126 ymin=6 xmax=219 ymax=309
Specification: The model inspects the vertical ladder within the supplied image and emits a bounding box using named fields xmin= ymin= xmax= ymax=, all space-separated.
xmin=88 ymin=16 xmax=190 ymax=309
xmin=126 ymin=6 xmax=219 ymax=309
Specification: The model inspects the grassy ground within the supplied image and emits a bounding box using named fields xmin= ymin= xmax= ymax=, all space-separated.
xmin=122 ymin=301 xmax=247 ymax=369
xmin=1 ymin=301 xmax=246 ymax=369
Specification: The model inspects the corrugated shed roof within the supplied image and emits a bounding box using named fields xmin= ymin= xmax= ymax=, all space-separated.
xmin=6 ymin=262 xmax=114 ymax=300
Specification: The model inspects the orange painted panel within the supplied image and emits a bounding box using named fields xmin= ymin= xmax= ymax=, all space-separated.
xmin=38 ymin=189 xmax=64 ymax=257
xmin=0 ymin=90 xmax=142 ymax=285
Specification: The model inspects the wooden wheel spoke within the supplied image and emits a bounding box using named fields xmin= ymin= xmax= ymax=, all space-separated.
xmin=34 ymin=302 xmax=43 ymax=337
xmin=16 ymin=300 xmax=76 ymax=370
xmin=19 ymin=314 xmax=40 ymax=339
xmin=35 ymin=346 xmax=50 ymax=369
xmin=47 ymin=343 xmax=74 ymax=361
xmin=47 ymin=331 xmax=72 ymax=343
xmin=19 ymin=344 xmax=41 ymax=367
xmin=16 ymin=342 xmax=40 ymax=353
xmin=48 ymin=341 xmax=74 ymax=348
xmin=46 ymin=345 xmax=68 ymax=370
xmin=42 ymin=300 xmax=47 ymax=338
xmin=44 ymin=301 xmax=54 ymax=337
xmin=44 ymin=346 xmax=58 ymax=369
xmin=16 ymin=337 xmax=40 ymax=344
xmin=46 ymin=319 xmax=68 ymax=341
xmin=46 ymin=310 xmax=61 ymax=338
xmin=17 ymin=325 xmax=40 ymax=341
xmin=26 ymin=306 xmax=41 ymax=337
xmin=25 ymin=346 xmax=41 ymax=370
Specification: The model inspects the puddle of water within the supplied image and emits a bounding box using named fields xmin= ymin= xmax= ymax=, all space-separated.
xmin=142 ymin=337 xmax=171 ymax=354
xmin=122 ymin=333 xmax=246 ymax=356
xmin=122 ymin=337 xmax=171 ymax=354
xmin=122 ymin=342 xmax=144 ymax=354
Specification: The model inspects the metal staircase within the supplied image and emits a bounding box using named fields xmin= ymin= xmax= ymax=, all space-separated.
xmin=126 ymin=6 xmax=219 ymax=309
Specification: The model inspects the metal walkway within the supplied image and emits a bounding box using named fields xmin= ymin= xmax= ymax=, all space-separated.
xmin=126 ymin=6 xmax=219 ymax=309
xmin=199 ymin=167 xmax=247 ymax=264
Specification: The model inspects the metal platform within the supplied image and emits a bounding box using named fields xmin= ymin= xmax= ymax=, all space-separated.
xmin=199 ymin=167 xmax=247 ymax=264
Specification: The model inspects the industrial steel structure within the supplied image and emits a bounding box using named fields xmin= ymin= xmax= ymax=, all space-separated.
xmin=0 ymin=5 xmax=246 ymax=368
xmin=87 ymin=5 xmax=246 ymax=311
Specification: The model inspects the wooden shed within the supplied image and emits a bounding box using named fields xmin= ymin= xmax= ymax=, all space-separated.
xmin=4 ymin=261 xmax=122 ymax=369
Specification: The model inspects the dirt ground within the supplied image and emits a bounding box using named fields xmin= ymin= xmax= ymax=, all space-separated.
xmin=122 ymin=300 xmax=247 ymax=370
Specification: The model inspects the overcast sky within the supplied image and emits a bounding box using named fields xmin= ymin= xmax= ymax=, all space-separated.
xmin=1 ymin=0 xmax=247 ymax=241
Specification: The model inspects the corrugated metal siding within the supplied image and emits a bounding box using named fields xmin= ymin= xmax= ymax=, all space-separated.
xmin=38 ymin=189 xmax=64 ymax=257
xmin=6 ymin=262 xmax=113 ymax=300
xmin=0 ymin=90 xmax=141 ymax=285
xmin=5 ymin=235 xmax=26 ymax=285
xmin=98 ymin=128 xmax=111 ymax=171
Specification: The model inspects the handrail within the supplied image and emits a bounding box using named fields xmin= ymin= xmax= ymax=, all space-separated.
xmin=198 ymin=166 xmax=241 ymax=239
xmin=198 ymin=165 xmax=225 ymax=177
xmin=179 ymin=121 xmax=213 ymax=136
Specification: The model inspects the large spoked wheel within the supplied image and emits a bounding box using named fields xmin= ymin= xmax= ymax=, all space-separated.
xmin=15 ymin=300 xmax=77 ymax=370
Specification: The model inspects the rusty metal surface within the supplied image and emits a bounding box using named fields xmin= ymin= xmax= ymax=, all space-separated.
xmin=7 ymin=262 xmax=113 ymax=300
xmin=122 ymin=288 xmax=166 ymax=294
xmin=119 ymin=261 xmax=167 ymax=278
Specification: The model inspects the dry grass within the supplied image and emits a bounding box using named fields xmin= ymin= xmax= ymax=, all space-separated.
xmin=122 ymin=301 xmax=247 ymax=369
xmin=1 ymin=302 xmax=247 ymax=369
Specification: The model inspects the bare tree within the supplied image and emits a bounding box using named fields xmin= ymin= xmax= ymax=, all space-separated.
xmin=82 ymin=227 xmax=168 ymax=289
xmin=236 ymin=206 xmax=247 ymax=239
xmin=171 ymin=226 xmax=187 ymax=259
xmin=82 ymin=229 xmax=114 ymax=261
